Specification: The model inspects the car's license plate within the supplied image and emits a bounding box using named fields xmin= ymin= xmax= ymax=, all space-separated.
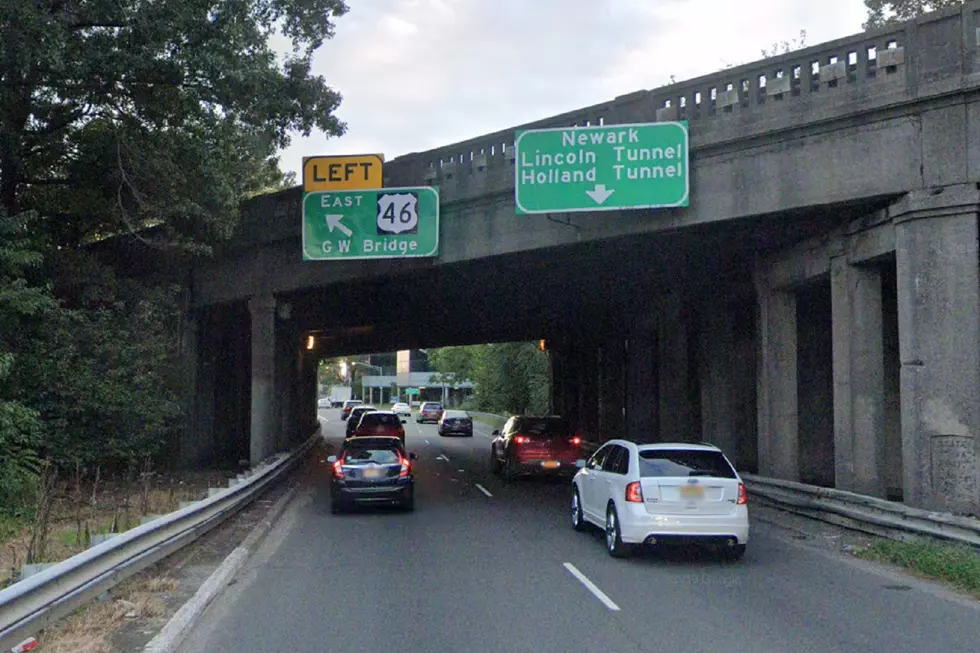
xmin=541 ymin=461 xmax=560 ymax=469
xmin=679 ymin=485 xmax=704 ymax=499
xmin=363 ymin=467 xmax=380 ymax=479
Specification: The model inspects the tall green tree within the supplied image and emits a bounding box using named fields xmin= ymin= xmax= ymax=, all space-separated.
xmin=1 ymin=0 xmax=348 ymax=248
xmin=428 ymin=345 xmax=478 ymax=388
xmin=863 ymin=0 xmax=964 ymax=29
xmin=429 ymin=342 xmax=550 ymax=416
xmin=0 ymin=211 xmax=55 ymax=512
xmin=5 ymin=246 xmax=186 ymax=470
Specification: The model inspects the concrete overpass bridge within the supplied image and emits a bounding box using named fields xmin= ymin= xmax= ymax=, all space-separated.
xmin=185 ymin=3 xmax=980 ymax=516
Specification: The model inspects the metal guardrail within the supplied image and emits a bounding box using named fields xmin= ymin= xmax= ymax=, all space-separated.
xmin=0 ymin=432 xmax=319 ymax=651
xmin=742 ymin=473 xmax=980 ymax=549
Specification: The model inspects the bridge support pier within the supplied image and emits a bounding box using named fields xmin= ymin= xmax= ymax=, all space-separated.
xmin=249 ymin=294 xmax=281 ymax=465
xmin=658 ymin=291 xmax=698 ymax=442
xmin=755 ymin=276 xmax=800 ymax=482
xmin=831 ymin=258 xmax=886 ymax=498
xmin=699 ymin=301 xmax=738 ymax=465
xmin=625 ymin=318 xmax=658 ymax=444
xmin=656 ymin=288 xmax=701 ymax=442
xmin=894 ymin=186 xmax=980 ymax=514
xmin=597 ymin=339 xmax=626 ymax=440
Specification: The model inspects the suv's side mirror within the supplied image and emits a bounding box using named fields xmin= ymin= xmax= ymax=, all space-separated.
xmin=327 ymin=455 xmax=337 ymax=463
xmin=401 ymin=418 xmax=407 ymax=424
xmin=575 ymin=459 xmax=587 ymax=468
xmin=409 ymin=452 xmax=419 ymax=460
xmin=492 ymin=429 xmax=500 ymax=436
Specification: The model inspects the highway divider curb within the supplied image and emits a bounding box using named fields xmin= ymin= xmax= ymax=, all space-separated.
xmin=143 ymin=481 xmax=302 ymax=653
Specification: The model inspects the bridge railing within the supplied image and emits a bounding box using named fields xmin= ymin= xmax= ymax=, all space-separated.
xmin=381 ymin=2 xmax=978 ymax=205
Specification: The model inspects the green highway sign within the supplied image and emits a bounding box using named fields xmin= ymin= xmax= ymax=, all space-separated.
xmin=302 ymin=186 xmax=440 ymax=261
xmin=514 ymin=122 xmax=689 ymax=214
xmin=405 ymin=387 xmax=419 ymax=396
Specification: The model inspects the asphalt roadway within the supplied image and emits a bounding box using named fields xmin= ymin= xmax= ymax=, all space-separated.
xmin=176 ymin=412 xmax=980 ymax=653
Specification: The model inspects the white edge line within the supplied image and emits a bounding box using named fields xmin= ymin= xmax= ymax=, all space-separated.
xmin=144 ymin=487 xmax=300 ymax=652
xmin=562 ymin=562 xmax=621 ymax=611
xmin=425 ymin=439 xmax=430 ymax=444
xmin=475 ymin=483 xmax=493 ymax=498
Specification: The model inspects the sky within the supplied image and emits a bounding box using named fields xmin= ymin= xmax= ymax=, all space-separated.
xmin=279 ymin=0 xmax=869 ymax=174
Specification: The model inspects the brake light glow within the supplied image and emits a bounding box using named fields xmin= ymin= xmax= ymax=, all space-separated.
xmin=514 ymin=435 xmax=530 ymax=444
xmin=626 ymin=481 xmax=643 ymax=503
xmin=399 ymin=456 xmax=411 ymax=477
xmin=570 ymin=436 xmax=582 ymax=446
xmin=737 ymin=482 xmax=747 ymax=505
xmin=332 ymin=459 xmax=344 ymax=479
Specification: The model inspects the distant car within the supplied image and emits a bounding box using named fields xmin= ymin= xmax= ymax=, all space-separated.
xmin=328 ymin=436 xmax=418 ymax=513
xmin=438 ymin=410 xmax=473 ymax=437
xmin=392 ymin=402 xmax=412 ymax=417
xmin=570 ymin=441 xmax=749 ymax=560
xmin=341 ymin=399 xmax=363 ymax=420
xmin=354 ymin=410 xmax=407 ymax=444
xmin=416 ymin=402 xmax=444 ymax=424
xmin=317 ymin=398 xmax=331 ymax=408
xmin=345 ymin=405 xmax=377 ymax=438
xmin=490 ymin=416 xmax=583 ymax=480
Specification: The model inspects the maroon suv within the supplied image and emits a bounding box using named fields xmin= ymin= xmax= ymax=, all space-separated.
xmin=490 ymin=416 xmax=584 ymax=480
xmin=416 ymin=402 xmax=444 ymax=424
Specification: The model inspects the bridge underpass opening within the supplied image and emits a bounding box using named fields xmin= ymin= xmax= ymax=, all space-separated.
xmin=188 ymin=190 xmax=980 ymax=512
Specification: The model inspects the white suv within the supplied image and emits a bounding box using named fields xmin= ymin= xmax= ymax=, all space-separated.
xmin=570 ymin=441 xmax=749 ymax=560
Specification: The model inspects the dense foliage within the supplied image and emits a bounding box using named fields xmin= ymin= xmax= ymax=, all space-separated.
xmin=430 ymin=343 xmax=550 ymax=416
xmin=0 ymin=0 xmax=349 ymax=518
xmin=1 ymin=0 xmax=348 ymax=246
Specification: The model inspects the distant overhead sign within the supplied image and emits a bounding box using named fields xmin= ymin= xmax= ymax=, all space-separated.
xmin=514 ymin=122 xmax=689 ymax=214
xmin=303 ymin=154 xmax=384 ymax=192
xmin=302 ymin=187 xmax=440 ymax=261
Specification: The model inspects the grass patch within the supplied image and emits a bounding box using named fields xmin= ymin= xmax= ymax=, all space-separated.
xmin=855 ymin=538 xmax=980 ymax=597
xmin=38 ymin=572 xmax=179 ymax=652
xmin=468 ymin=413 xmax=507 ymax=430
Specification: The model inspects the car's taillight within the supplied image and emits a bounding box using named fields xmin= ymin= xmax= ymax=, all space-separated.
xmin=399 ymin=456 xmax=411 ymax=477
xmin=515 ymin=435 xmax=530 ymax=444
xmin=570 ymin=436 xmax=582 ymax=446
xmin=332 ymin=459 xmax=344 ymax=479
xmin=626 ymin=481 xmax=643 ymax=503
xmin=737 ymin=482 xmax=747 ymax=505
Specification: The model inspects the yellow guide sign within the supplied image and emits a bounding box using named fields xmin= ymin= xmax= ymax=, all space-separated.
xmin=303 ymin=154 xmax=384 ymax=191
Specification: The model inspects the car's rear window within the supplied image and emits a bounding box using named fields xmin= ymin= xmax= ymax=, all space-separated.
xmin=637 ymin=450 xmax=737 ymax=479
xmin=343 ymin=446 xmax=401 ymax=464
xmin=443 ymin=411 xmax=469 ymax=419
xmin=359 ymin=413 xmax=400 ymax=427
xmin=424 ymin=403 xmax=443 ymax=411
xmin=520 ymin=418 xmax=570 ymax=439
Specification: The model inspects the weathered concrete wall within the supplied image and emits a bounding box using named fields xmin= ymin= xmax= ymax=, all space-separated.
xmin=894 ymin=185 xmax=980 ymax=514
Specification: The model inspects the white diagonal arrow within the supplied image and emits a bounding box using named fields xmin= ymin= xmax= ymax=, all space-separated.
xmin=325 ymin=214 xmax=352 ymax=237
xmin=585 ymin=184 xmax=615 ymax=204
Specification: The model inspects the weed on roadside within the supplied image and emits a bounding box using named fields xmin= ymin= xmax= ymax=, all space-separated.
xmin=855 ymin=538 xmax=980 ymax=598
xmin=37 ymin=572 xmax=179 ymax=652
